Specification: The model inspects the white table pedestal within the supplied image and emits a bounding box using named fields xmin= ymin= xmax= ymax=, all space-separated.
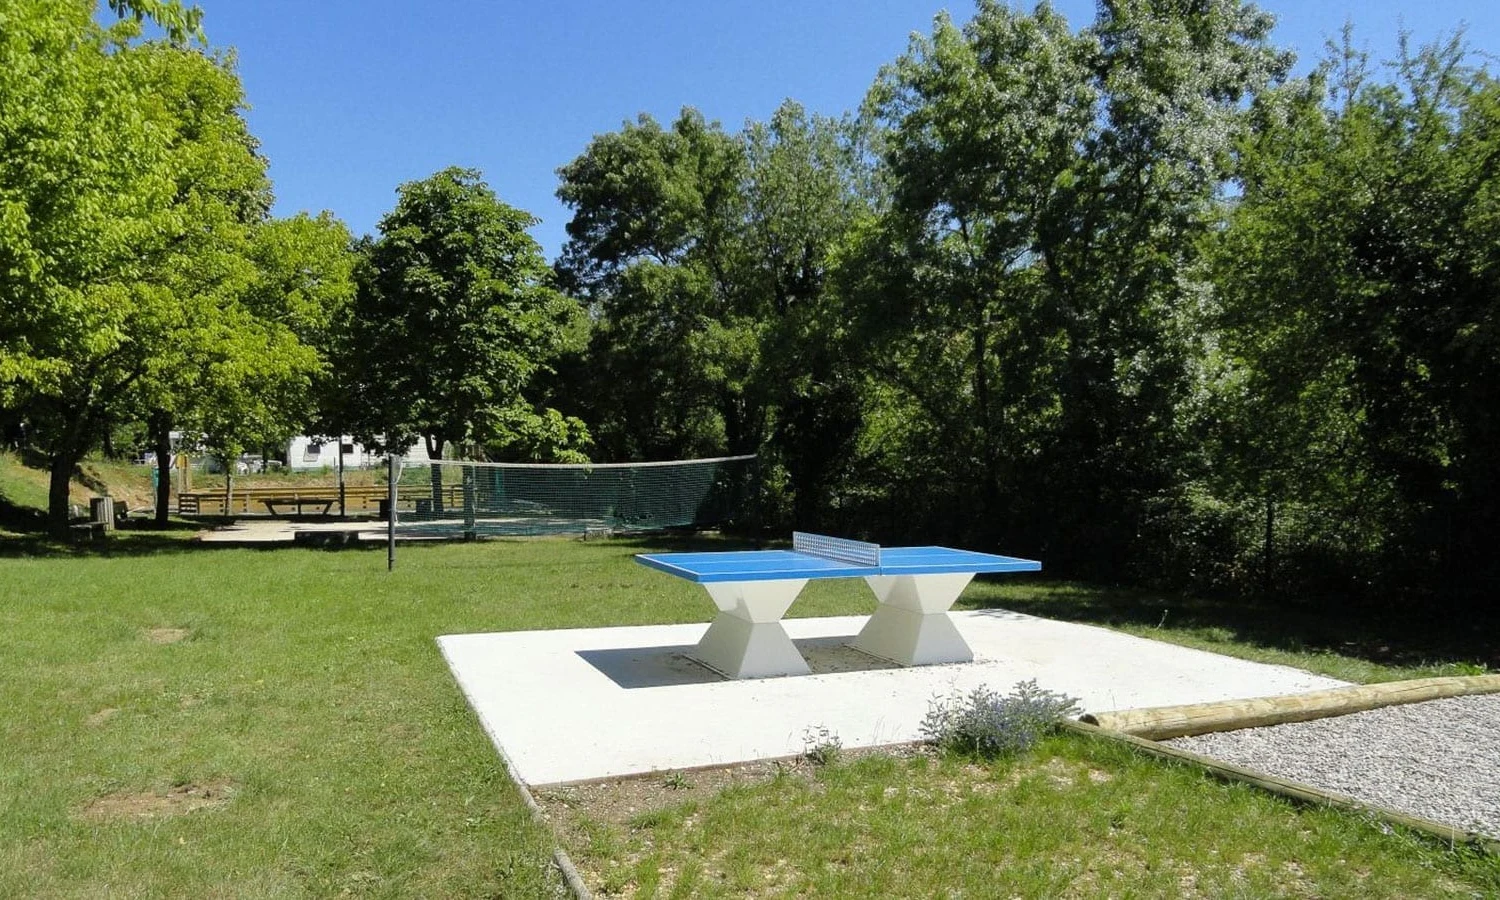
xmin=692 ymin=579 xmax=811 ymax=679
xmin=852 ymin=572 xmax=975 ymax=666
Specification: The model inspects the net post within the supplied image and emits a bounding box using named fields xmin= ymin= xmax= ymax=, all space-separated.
xmin=386 ymin=451 xmax=397 ymax=572
xmin=462 ymin=463 xmax=477 ymax=540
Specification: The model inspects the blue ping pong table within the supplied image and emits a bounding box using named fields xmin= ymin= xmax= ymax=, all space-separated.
xmin=636 ymin=532 xmax=1041 ymax=679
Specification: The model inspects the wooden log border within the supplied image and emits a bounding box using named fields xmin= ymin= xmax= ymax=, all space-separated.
xmin=1081 ymin=675 xmax=1500 ymax=741
xmin=1063 ymin=719 xmax=1500 ymax=855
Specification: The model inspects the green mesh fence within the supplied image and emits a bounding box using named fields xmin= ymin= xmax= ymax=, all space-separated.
xmin=392 ymin=455 xmax=756 ymax=537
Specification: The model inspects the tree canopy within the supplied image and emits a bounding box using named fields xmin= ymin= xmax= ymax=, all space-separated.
xmin=549 ymin=1 xmax=1497 ymax=613
xmin=1202 ymin=33 xmax=1500 ymax=599
xmin=5 ymin=0 xmax=1496 ymax=617
xmin=349 ymin=167 xmax=588 ymax=463
xmin=1 ymin=1 xmax=356 ymax=533
xmin=5 ymin=4 xmax=262 ymax=532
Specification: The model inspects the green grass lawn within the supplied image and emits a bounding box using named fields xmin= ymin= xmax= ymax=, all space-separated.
xmin=1 ymin=531 xmax=1495 ymax=897
xmin=555 ymin=738 xmax=1496 ymax=898
xmin=0 ymin=533 xmax=861 ymax=898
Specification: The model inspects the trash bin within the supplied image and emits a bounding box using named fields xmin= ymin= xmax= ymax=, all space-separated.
xmin=89 ymin=497 xmax=116 ymax=533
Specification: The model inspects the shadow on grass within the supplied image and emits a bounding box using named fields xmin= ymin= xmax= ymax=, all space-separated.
xmin=0 ymin=523 xmax=762 ymax=560
xmin=963 ymin=578 xmax=1499 ymax=672
xmin=3 ymin=517 xmax=1490 ymax=671
xmin=0 ymin=495 xmax=47 ymax=534
xmin=0 ymin=515 xmax=364 ymax=558
xmin=0 ymin=527 xmax=251 ymax=559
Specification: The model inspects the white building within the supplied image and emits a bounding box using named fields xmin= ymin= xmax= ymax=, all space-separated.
xmin=284 ymin=436 xmax=435 ymax=471
xmin=286 ymin=436 xmax=367 ymax=471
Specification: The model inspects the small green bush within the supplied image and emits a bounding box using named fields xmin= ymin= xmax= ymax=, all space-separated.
xmin=920 ymin=680 xmax=1080 ymax=758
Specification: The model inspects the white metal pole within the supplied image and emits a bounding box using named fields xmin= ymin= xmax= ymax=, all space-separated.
xmin=387 ymin=451 xmax=397 ymax=571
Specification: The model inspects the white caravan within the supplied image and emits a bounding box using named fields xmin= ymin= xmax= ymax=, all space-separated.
xmin=283 ymin=435 xmax=435 ymax=470
xmin=286 ymin=436 xmax=367 ymax=471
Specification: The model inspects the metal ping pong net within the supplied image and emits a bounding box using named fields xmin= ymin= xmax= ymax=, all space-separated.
xmin=791 ymin=531 xmax=881 ymax=569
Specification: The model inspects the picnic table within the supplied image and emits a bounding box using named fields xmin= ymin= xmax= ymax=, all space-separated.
xmin=261 ymin=495 xmax=336 ymax=516
xmin=636 ymin=532 xmax=1040 ymax=679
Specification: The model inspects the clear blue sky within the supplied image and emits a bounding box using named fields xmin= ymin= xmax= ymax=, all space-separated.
xmin=190 ymin=0 xmax=1498 ymax=262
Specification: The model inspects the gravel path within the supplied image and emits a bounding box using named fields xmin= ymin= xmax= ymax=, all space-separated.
xmin=1165 ymin=694 xmax=1500 ymax=840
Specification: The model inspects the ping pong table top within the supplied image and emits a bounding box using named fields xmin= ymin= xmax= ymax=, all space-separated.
xmin=635 ymin=545 xmax=1041 ymax=584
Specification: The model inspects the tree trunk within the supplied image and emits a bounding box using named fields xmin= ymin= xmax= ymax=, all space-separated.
xmin=152 ymin=416 xmax=173 ymax=526
xmin=1262 ymin=490 xmax=1275 ymax=597
xmin=462 ymin=464 xmax=476 ymax=539
xmin=972 ymin=316 xmax=1002 ymax=542
xmin=722 ymin=393 xmax=746 ymax=457
xmin=47 ymin=451 xmax=78 ymax=539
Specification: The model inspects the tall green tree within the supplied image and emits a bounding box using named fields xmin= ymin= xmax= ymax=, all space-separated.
xmin=242 ymin=212 xmax=359 ymax=468
xmin=740 ymin=102 xmax=873 ymax=528
xmin=0 ymin=2 xmax=281 ymax=535
xmin=556 ymin=102 xmax=873 ymax=532
xmin=349 ymin=167 xmax=587 ymax=475
xmin=555 ymin=110 xmax=751 ymax=460
xmin=183 ymin=213 xmax=357 ymax=510
xmin=137 ymin=207 xmax=353 ymax=525
xmin=1204 ymin=34 xmax=1500 ymax=602
xmin=857 ymin=0 xmax=1287 ymax=565
xmin=124 ymin=40 xmax=299 ymax=525
xmin=858 ymin=2 xmax=1097 ymax=549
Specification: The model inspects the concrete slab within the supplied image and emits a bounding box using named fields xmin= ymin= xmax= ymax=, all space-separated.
xmin=439 ymin=610 xmax=1348 ymax=786
xmin=196 ymin=516 xmax=414 ymax=546
xmin=197 ymin=520 xmax=390 ymax=543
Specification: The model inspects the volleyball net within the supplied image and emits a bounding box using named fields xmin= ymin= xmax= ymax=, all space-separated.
xmin=391 ymin=454 xmax=756 ymax=538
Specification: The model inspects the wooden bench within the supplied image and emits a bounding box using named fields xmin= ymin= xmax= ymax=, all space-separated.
xmin=68 ymin=521 xmax=108 ymax=543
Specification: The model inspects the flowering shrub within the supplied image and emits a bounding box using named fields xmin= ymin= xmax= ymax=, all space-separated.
xmin=920 ymin=680 xmax=1080 ymax=758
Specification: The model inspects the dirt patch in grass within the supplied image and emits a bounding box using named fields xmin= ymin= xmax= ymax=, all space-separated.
xmin=535 ymin=744 xmax=928 ymax=829
xmin=143 ymin=627 xmax=191 ymax=644
xmin=85 ymin=707 xmax=119 ymax=727
xmin=536 ymin=759 xmax=808 ymax=837
xmin=78 ymin=780 xmax=235 ymax=823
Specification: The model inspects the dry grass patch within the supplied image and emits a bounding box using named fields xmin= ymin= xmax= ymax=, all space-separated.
xmin=536 ymin=746 xmax=917 ymax=833
xmin=84 ymin=707 xmax=118 ymax=727
xmin=142 ymin=627 xmax=191 ymax=644
xmin=77 ymin=780 xmax=235 ymax=823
